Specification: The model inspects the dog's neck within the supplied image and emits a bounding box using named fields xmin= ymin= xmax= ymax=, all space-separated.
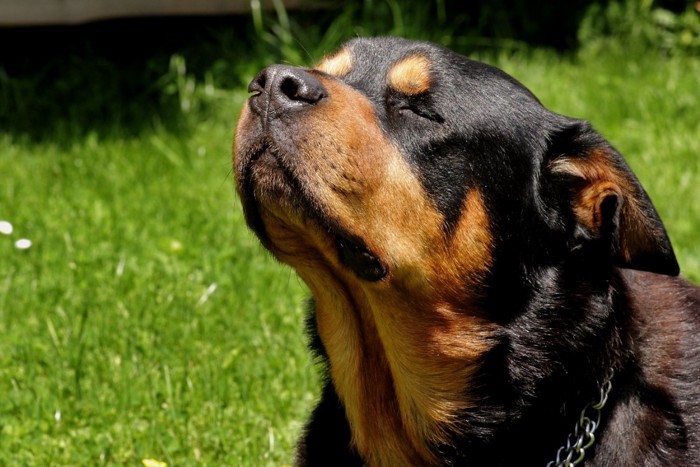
xmin=307 ymin=268 xmax=497 ymax=466
xmin=306 ymin=263 xmax=632 ymax=465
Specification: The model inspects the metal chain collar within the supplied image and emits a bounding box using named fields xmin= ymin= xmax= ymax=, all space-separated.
xmin=547 ymin=369 xmax=614 ymax=467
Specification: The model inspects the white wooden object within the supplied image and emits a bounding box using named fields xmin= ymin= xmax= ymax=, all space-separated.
xmin=0 ymin=0 xmax=310 ymax=26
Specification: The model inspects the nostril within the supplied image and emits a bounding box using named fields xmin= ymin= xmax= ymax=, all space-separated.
xmin=280 ymin=76 xmax=300 ymax=100
xmin=247 ymin=65 xmax=327 ymax=115
xmin=248 ymin=70 xmax=267 ymax=94
xmin=277 ymin=70 xmax=327 ymax=104
xmin=255 ymin=74 xmax=266 ymax=91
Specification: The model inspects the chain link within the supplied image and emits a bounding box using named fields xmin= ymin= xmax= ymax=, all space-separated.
xmin=547 ymin=369 xmax=614 ymax=467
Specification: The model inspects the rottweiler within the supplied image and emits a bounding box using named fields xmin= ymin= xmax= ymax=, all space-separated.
xmin=233 ymin=37 xmax=700 ymax=466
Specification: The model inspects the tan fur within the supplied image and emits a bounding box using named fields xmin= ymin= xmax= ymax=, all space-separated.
xmin=549 ymin=149 xmax=658 ymax=263
xmin=573 ymin=180 xmax=622 ymax=232
xmin=387 ymin=54 xmax=432 ymax=95
xmin=434 ymin=190 xmax=494 ymax=302
xmin=236 ymin=72 xmax=497 ymax=465
xmin=315 ymin=48 xmax=354 ymax=77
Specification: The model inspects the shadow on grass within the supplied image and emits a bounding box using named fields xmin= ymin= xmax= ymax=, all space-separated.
xmin=1 ymin=1 xmax=607 ymax=143
xmin=0 ymin=16 xmax=262 ymax=142
xmin=12 ymin=0 xmax=688 ymax=144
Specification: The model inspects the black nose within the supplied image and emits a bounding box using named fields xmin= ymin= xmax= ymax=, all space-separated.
xmin=248 ymin=65 xmax=327 ymax=116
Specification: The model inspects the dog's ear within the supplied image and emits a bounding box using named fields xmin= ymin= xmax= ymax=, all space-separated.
xmin=545 ymin=120 xmax=679 ymax=276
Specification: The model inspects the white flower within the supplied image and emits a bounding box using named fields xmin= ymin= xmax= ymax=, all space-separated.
xmin=0 ymin=220 xmax=12 ymax=235
xmin=15 ymin=239 xmax=32 ymax=249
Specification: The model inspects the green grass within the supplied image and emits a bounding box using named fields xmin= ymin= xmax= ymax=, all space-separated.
xmin=1 ymin=11 xmax=699 ymax=466
xmin=0 ymin=92 xmax=316 ymax=464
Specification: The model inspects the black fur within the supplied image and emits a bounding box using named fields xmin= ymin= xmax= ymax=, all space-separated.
xmin=235 ymin=37 xmax=700 ymax=466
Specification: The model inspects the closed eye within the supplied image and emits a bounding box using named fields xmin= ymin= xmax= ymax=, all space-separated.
xmin=398 ymin=104 xmax=444 ymax=123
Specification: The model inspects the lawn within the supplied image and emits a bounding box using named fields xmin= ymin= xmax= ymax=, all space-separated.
xmin=1 ymin=10 xmax=699 ymax=467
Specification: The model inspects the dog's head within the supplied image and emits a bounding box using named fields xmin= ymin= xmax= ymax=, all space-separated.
xmin=233 ymin=37 xmax=679 ymax=462
xmin=235 ymin=36 xmax=677 ymax=297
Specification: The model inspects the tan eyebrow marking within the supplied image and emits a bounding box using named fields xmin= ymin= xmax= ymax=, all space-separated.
xmin=315 ymin=47 xmax=354 ymax=77
xmin=387 ymin=55 xmax=432 ymax=95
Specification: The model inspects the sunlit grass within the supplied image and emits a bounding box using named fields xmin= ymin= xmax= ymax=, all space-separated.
xmin=0 ymin=19 xmax=698 ymax=467
xmin=0 ymin=92 xmax=316 ymax=464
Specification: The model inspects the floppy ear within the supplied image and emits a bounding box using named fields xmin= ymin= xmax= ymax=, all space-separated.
xmin=546 ymin=121 xmax=679 ymax=276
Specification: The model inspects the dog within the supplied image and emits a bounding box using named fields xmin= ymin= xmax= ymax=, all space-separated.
xmin=233 ymin=37 xmax=700 ymax=466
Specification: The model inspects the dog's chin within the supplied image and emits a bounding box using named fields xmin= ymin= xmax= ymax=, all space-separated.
xmin=237 ymin=145 xmax=294 ymax=246
xmin=240 ymin=145 xmax=388 ymax=283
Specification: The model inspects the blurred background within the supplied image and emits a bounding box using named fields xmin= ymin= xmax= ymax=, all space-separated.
xmin=1 ymin=1 xmax=699 ymax=465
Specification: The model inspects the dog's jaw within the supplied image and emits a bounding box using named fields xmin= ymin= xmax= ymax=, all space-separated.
xmin=234 ymin=65 xmax=499 ymax=464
